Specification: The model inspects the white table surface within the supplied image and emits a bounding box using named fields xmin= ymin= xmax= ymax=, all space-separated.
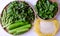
xmin=0 ymin=0 xmax=60 ymax=36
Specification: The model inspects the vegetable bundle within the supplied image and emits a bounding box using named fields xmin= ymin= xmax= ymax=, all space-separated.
xmin=36 ymin=0 xmax=58 ymax=20
xmin=1 ymin=1 xmax=35 ymax=35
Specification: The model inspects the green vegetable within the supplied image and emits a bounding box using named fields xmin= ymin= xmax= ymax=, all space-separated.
xmin=6 ymin=21 xmax=30 ymax=30
xmin=1 ymin=1 xmax=35 ymax=35
xmin=8 ymin=24 xmax=31 ymax=35
xmin=2 ymin=9 xmax=7 ymax=26
xmin=36 ymin=0 xmax=58 ymax=20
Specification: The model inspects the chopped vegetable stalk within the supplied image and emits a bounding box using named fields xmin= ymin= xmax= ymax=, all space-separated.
xmin=8 ymin=24 xmax=31 ymax=34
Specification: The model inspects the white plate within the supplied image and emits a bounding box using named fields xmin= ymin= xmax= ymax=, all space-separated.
xmin=0 ymin=0 xmax=60 ymax=36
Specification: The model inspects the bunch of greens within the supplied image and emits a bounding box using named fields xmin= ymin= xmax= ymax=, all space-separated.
xmin=36 ymin=0 xmax=58 ymax=20
xmin=1 ymin=1 xmax=35 ymax=35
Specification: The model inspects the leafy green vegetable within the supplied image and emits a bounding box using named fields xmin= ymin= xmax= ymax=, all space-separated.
xmin=36 ymin=0 xmax=58 ymax=20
